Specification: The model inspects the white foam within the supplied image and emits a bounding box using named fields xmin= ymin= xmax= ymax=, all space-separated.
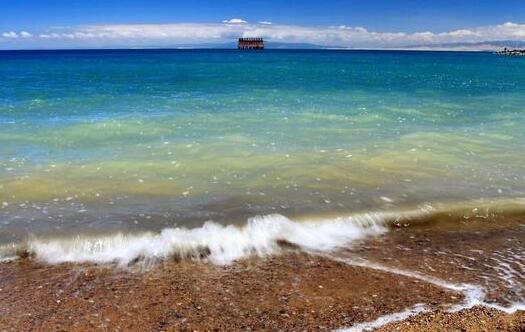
xmin=337 ymin=304 xmax=429 ymax=332
xmin=3 ymin=213 xmax=387 ymax=266
xmin=335 ymin=257 xmax=480 ymax=294
xmin=484 ymin=302 xmax=525 ymax=314
xmin=337 ymin=301 xmax=525 ymax=332
xmin=336 ymin=257 xmax=488 ymax=309
xmin=334 ymin=257 xmax=525 ymax=331
xmin=0 ymin=256 xmax=18 ymax=263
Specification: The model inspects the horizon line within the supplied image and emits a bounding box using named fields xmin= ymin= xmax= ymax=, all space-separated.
xmin=0 ymin=46 xmax=497 ymax=52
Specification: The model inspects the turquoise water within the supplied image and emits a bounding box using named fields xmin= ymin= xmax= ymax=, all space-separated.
xmin=1 ymin=50 xmax=525 ymax=241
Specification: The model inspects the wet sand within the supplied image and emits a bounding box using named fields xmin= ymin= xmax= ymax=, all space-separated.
xmin=1 ymin=209 xmax=525 ymax=331
xmin=342 ymin=217 xmax=525 ymax=307
xmin=0 ymin=252 xmax=522 ymax=331
xmin=375 ymin=306 xmax=525 ymax=332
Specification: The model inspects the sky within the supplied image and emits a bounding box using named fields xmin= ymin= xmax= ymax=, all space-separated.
xmin=1 ymin=0 xmax=525 ymax=49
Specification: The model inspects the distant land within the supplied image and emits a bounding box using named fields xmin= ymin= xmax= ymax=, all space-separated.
xmin=403 ymin=40 xmax=525 ymax=52
xmin=3 ymin=40 xmax=524 ymax=51
xmin=125 ymin=40 xmax=520 ymax=51
xmin=166 ymin=41 xmax=328 ymax=49
xmin=102 ymin=40 xmax=525 ymax=51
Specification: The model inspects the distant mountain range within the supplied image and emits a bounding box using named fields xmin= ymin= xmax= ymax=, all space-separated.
xmin=171 ymin=41 xmax=328 ymax=49
xmin=165 ymin=40 xmax=525 ymax=51
xmin=107 ymin=40 xmax=525 ymax=52
xmin=403 ymin=40 xmax=525 ymax=51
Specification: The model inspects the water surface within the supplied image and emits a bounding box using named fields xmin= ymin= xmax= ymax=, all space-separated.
xmin=1 ymin=49 xmax=524 ymax=246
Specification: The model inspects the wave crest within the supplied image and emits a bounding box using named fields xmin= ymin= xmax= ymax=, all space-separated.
xmin=1 ymin=213 xmax=388 ymax=265
xmin=3 ymin=198 xmax=525 ymax=266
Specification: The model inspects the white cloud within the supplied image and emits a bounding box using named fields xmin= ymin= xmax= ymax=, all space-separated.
xmin=2 ymin=31 xmax=18 ymax=38
xmin=258 ymin=21 xmax=273 ymax=25
xmin=75 ymin=21 xmax=525 ymax=47
xmin=222 ymin=18 xmax=247 ymax=24
xmin=4 ymin=21 xmax=525 ymax=49
xmin=19 ymin=31 xmax=33 ymax=38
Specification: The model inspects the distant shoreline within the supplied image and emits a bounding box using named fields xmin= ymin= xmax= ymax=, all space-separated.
xmin=0 ymin=47 xmax=495 ymax=53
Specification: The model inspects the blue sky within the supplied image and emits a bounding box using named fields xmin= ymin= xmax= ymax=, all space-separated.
xmin=2 ymin=0 xmax=525 ymax=49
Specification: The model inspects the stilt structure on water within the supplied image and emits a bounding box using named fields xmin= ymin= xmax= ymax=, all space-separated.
xmin=238 ymin=38 xmax=264 ymax=50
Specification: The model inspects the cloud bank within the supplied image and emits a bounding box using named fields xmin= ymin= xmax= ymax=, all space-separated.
xmin=1 ymin=19 xmax=525 ymax=49
xmin=1 ymin=31 xmax=33 ymax=39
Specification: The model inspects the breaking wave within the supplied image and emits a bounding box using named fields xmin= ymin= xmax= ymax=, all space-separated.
xmin=1 ymin=198 xmax=524 ymax=266
xmin=0 ymin=212 xmax=389 ymax=266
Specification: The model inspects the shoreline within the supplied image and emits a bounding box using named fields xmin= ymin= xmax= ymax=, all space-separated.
xmin=1 ymin=252 xmax=523 ymax=331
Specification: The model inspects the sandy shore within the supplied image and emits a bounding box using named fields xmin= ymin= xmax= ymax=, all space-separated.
xmin=375 ymin=306 xmax=525 ymax=332
xmin=0 ymin=252 xmax=523 ymax=331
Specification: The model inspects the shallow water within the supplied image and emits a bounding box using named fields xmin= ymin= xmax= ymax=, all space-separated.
xmin=1 ymin=49 xmax=525 ymax=326
xmin=1 ymin=50 xmax=525 ymax=242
